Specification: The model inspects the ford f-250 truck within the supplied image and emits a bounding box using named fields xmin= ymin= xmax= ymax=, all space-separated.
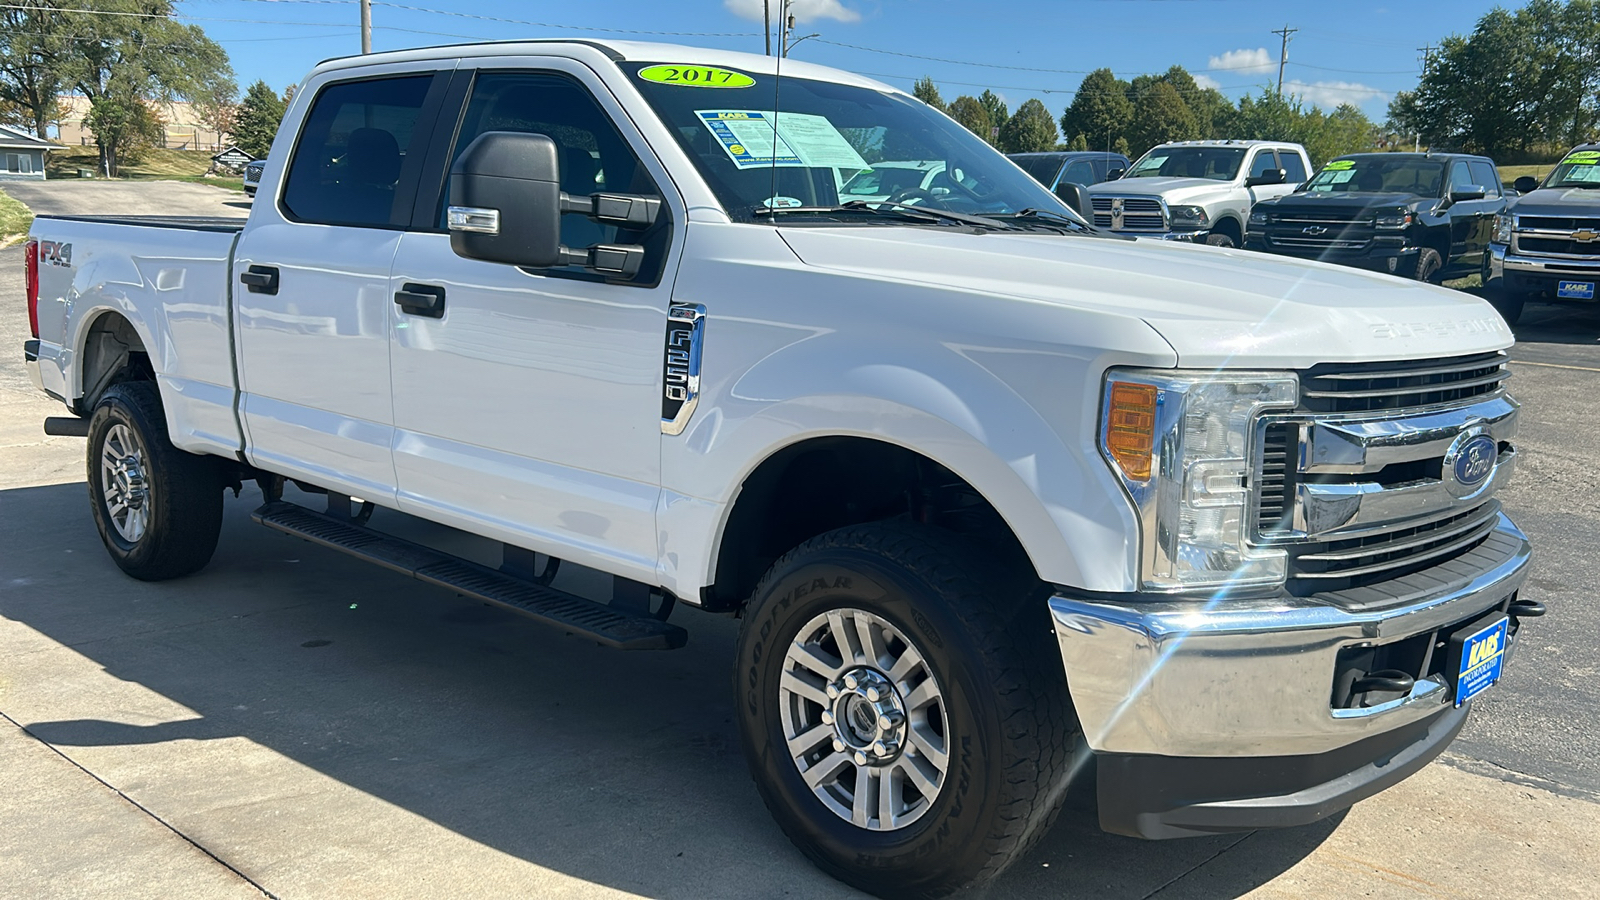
xmin=1484 ymin=143 xmax=1600 ymax=324
xmin=20 ymin=40 xmax=1542 ymax=899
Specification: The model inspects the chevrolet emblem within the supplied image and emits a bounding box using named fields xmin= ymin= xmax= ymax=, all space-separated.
xmin=1572 ymin=229 xmax=1600 ymax=243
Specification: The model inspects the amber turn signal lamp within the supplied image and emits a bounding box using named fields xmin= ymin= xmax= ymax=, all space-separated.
xmin=1105 ymin=382 xmax=1158 ymax=481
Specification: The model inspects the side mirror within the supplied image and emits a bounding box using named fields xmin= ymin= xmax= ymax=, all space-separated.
xmin=1105 ymin=167 xmax=1125 ymax=181
xmin=1053 ymin=181 xmax=1088 ymax=217
xmin=447 ymin=131 xmax=661 ymax=278
xmin=1448 ymin=185 xmax=1487 ymax=203
xmin=1245 ymin=168 xmax=1287 ymax=188
xmin=1513 ymin=175 xmax=1539 ymax=194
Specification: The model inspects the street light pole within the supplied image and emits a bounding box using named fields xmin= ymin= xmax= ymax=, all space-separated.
xmin=360 ymin=0 xmax=372 ymax=54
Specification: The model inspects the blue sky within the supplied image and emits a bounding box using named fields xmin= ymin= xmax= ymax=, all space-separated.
xmin=183 ymin=0 xmax=1508 ymax=123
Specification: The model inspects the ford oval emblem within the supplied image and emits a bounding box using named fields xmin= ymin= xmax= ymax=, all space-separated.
xmin=1451 ymin=434 xmax=1498 ymax=491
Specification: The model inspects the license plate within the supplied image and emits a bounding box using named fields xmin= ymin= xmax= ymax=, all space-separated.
xmin=1451 ymin=615 xmax=1510 ymax=707
xmin=1556 ymin=280 xmax=1595 ymax=300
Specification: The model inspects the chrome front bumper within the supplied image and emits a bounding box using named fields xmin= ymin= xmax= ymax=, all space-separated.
xmin=1048 ymin=513 xmax=1531 ymax=758
xmin=1489 ymin=243 xmax=1600 ymax=281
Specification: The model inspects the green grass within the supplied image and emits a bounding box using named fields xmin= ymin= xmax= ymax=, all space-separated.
xmin=1499 ymin=164 xmax=1553 ymax=185
xmin=46 ymin=145 xmax=244 ymax=190
xmin=0 ymin=187 xmax=33 ymax=247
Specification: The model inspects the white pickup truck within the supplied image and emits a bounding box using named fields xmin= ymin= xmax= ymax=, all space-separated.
xmin=20 ymin=40 xmax=1541 ymax=898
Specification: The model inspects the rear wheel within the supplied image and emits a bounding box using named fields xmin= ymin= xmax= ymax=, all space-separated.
xmin=735 ymin=523 xmax=1076 ymax=899
xmin=87 ymin=382 xmax=224 ymax=580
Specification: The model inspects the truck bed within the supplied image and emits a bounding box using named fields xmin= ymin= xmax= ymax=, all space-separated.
xmin=38 ymin=214 xmax=246 ymax=233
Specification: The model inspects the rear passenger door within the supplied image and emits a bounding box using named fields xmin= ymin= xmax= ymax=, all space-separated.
xmin=234 ymin=63 xmax=452 ymax=502
xmin=385 ymin=60 xmax=682 ymax=583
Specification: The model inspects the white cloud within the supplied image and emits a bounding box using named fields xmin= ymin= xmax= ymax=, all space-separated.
xmin=1284 ymin=80 xmax=1389 ymax=109
xmin=1193 ymin=73 xmax=1221 ymax=90
xmin=724 ymin=0 xmax=861 ymax=25
xmin=1207 ymin=48 xmax=1276 ymax=75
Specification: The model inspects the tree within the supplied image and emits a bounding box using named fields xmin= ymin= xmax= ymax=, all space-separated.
xmin=999 ymin=99 xmax=1059 ymax=153
xmin=0 ymin=1 xmax=70 ymax=139
xmin=232 ymin=79 xmax=287 ymax=159
xmin=66 ymin=1 xmax=235 ymax=176
xmin=1067 ymin=133 xmax=1089 ymax=151
xmin=977 ymin=90 xmax=1008 ymax=145
xmin=1129 ymin=81 xmax=1198 ymax=157
xmin=83 ymin=93 xmax=164 ymax=168
xmin=1061 ymin=68 xmax=1132 ymax=153
xmin=1113 ymin=136 xmax=1131 ymax=157
xmin=912 ymin=76 xmax=946 ymax=113
xmin=945 ymin=95 xmax=991 ymax=143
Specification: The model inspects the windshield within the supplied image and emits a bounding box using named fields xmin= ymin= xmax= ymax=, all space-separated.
xmin=623 ymin=62 xmax=1071 ymax=224
xmin=1303 ymin=157 xmax=1444 ymax=197
xmin=1125 ymin=147 xmax=1244 ymax=181
xmin=1545 ymin=149 xmax=1600 ymax=189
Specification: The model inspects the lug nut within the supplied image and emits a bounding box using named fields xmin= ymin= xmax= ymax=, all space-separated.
xmin=843 ymin=673 xmax=858 ymax=690
xmin=853 ymin=751 xmax=868 ymax=765
xmin=826 ymin=683 xmax=840 ymax=699
xmin=878 ymin=712 xmax=902 ymax=731
xmin=865 ymin=687 xmax=880 ymax=701
xmin=820 ymin=710 xmax=834 ymax=725
xmin=832 ymin=738 xmax=846 ymax=753
xmin=871 ymin=741 xmax=888 ymax=756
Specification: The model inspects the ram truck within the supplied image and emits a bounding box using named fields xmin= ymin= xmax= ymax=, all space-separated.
xmin=20 ymin=41 xmax=1542 ymax=899
xmin=1083 ymin=139 xmax=1311 ymax=247
xmin=1484 ymin=144 xmax=1600 ymax=324
xmin=1246 ymin=153 xmax=1508 ymax=283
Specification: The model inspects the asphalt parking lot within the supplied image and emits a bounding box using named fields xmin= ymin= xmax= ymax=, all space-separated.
xmin=2 ymin=182 xmax=1598 ymax=899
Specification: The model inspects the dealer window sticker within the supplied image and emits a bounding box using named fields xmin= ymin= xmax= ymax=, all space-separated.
xmin=696 ymin=110 xmax=869 ymax=171
xmin=1323 ymin=159 xmax=1356 ymax=171
xmin=638 ymin=65 xmax=756 ymax=88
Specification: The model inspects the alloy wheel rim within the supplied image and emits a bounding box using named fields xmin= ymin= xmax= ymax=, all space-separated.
xmin=779 ymin=607 xmax=950 ymax=831
xmin=100 ymin=423 xmax=150 ymax=543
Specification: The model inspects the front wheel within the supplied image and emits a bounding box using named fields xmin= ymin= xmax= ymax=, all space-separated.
xmin=1414 ymin=247 xmax=1444 ymax=283
xmin=87 ymin=381 xmax=224 ymax=580
xmin=1203 ymin=231 xmax=1236 ymax=248
xmin=735 ymin=524 xmax=1075 ymax=899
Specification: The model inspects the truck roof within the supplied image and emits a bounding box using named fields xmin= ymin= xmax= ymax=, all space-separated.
xmin=311 ymin=39 xmax=897 ymax=94
xmin=1151 ymin=140 xmax=1301 ymax=148
xmin=1332 ymin=151 xmax=1491 ymax=162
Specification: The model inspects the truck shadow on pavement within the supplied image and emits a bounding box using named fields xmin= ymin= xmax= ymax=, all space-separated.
xmin=1 ymin=481 xmax=1335 ymax=899
xmin=1510 ymin=300 xmax=1600 ymax=345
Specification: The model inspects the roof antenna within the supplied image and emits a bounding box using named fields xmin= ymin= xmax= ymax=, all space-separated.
xmin=768 ymin=1 xmax=790 ymax=212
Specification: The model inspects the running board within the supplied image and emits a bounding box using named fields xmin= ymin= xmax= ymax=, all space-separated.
xmin=252 ymin=501 xmax=687 ymax=650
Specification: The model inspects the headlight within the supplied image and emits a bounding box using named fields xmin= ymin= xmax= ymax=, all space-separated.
xmin=1100 ymin=370 xmax=1298 ymax=591
xmin=1493 ymin=213 xmax=1512 ymax=244
xmin=1168 ymin=205 xmax=1209 ymax=229
xmin=1248 ymin=209 xmax=1269 ymax=225
xmin=1374 ymin=209 xmax=1413 ymax=229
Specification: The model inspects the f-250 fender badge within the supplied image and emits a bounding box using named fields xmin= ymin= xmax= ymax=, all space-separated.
xmin=40 ymin=240 xmax=72 ymax=267
xmin=661 ymin=303 xmax=706 ymax=435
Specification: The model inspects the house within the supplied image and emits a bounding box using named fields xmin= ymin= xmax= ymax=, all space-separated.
xmin=0 ymin=124 xmax=54 ymax=180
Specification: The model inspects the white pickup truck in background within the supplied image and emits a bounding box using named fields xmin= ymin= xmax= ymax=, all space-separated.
xmin=20 ymin=40 xmax=1541 ymax=899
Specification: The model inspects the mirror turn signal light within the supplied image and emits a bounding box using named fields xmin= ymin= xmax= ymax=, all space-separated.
xmin=1105 ymin=381 xmax=1158 ymax=482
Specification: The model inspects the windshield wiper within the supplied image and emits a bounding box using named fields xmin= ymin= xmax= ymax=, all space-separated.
xmin=754 ymin=200 xmax=1021 ymax=231
xmin=984 ymin=208 xmax=1096 ymax=233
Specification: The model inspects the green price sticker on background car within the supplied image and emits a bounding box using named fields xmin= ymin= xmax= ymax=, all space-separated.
xmin=637 ymin=65 xmax=755 ymax=88
xmin=1324 ymin=159 xmax=1356 ymax=170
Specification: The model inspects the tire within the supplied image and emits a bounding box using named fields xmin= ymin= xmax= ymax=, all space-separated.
xmin=1485 ymin=288 xmax=1526 ymax=325
xmin=1203 ymin=231 xmax=1236 ymax=248
xmin=87 ymin=381 xmax=224 ymax=581
xmin=1414 ymin=247 xmax=1443 ymax=283
xmin=735 ymin=523 xmax=1076 ymax=899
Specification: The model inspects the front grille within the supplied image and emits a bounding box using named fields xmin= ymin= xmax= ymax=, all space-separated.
xmin=1518 ymin=236 xmax=1600 ymax=257
xmin=1274 ymin=212 xmax=1374 ymax=226
xmin=1091 ymin=196 xmax=1165 ymax=232
xmin=1257 ymin=422 xmax=1295 ymax=534
xmin=1298 ymin=352 xmax=1509 ymax=414
xmin=1517 ymin=215 xmax=1600 ymax=231
xmin=1288 ymin=502 xmax=1501 ymax=587
xmin=1267 ymin=234 xmax=1372 ymax=251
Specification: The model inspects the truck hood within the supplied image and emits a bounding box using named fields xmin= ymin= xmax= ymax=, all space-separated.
xmin=1086 ymin=177 xmax=1234 ymax=204
xmin=778 ymin=227 xmax=1511 ymax=368
xmin=1507 ymin=187 xmax=1600 ymax=217
xmin=1260 ymin=191 xmax=1434 ymax=214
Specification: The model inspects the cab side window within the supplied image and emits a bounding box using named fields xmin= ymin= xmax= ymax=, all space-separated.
xmin=1449 ymin=161 xmax=1476 ymax=195
xmin=1249 ymin=151 xmax=1278 ymax=179
xmin=1060 ymin=160 xmax=1096 ymax=187
xmin=1468 ymin=160 xmax=1501 ymax=197
xmin=441 ymin=71 xmax=668 ymax=280
xmin=1279 ymin=152 xmax=1307 ymax=183
xmin=283 ymin=75 xmax=435 ymax=227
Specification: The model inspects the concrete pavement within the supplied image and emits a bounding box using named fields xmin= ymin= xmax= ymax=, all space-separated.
xmin=0 ymin=179 xmax=249 ymax=220
xmin=3 ymin=182 xmax=1598 ymax=899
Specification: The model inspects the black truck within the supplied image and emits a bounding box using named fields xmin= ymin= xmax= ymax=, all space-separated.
xmin=1245 ymin=152 xmax=1507 ymax=283
xmin=1483 ymin=144 xmax=1600 ymax=324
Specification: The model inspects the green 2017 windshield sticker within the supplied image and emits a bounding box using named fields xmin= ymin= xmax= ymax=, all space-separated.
xmin=1563 ymin=150 xmax=1600 ymax=163
xmin=1324 ymin=160 xmax=1356 ymax=170
xmin=638 ymin=65 xmax=755 ymax=88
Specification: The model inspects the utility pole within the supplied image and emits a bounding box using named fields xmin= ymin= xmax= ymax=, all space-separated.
xmin=779 ymin=0 xmax=791 ymax=58
xmin=1417 ymin=44 xmax=1436 ymax=71
xmin=1272 ymin=24 xmax=1297 ymax=97
xmin=763 ymin=0 xmax=771 ymax=56
xmin=360 ymin=0 xmax=372 ymax=54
